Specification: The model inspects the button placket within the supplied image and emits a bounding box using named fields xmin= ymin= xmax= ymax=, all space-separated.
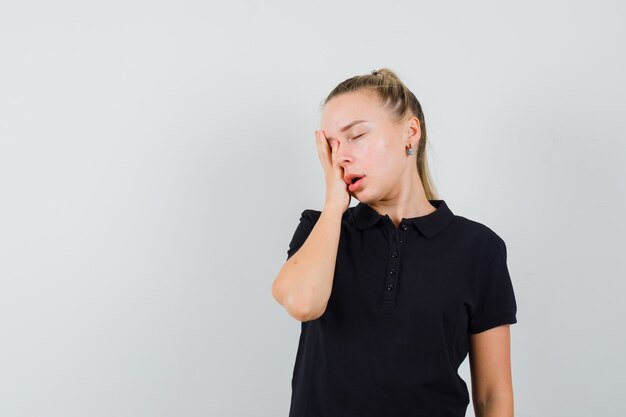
xmin=399 ymin=222 xmax=408 ymax=244
xmin=383 ymin=222 xmax=407 ymax=305
xmin=398 ymin=222 xmax=408 ymax=251
xmin=385 ymin=261 xmax=398 ymax=292
xmin=381 ymin=216 xmax=409 ymax=310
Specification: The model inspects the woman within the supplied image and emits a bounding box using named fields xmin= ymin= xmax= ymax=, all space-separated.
xmin=271 ymin=68 xmax=518 ymax=417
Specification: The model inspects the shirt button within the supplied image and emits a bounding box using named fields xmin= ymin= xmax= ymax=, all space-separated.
xmin=399 ymin=239 xmax=403 ymax=244
xmin=391 ymin=251 xmax=398 ymax=258
xmin=387 ymin=283 xmax=394 ymax=290
xmin=389 ymin=267 xmax=396 ymax=275
xmin=400 ymin=223 xmax=408 ymax=231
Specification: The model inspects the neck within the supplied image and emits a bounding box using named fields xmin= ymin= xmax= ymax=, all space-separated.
xmin=367 ymin=172 xmax=436 ymax=226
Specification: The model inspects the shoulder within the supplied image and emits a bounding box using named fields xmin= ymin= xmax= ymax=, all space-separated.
xmin=449 ymin=214 xmax=507 ymax=257
xmin=297 ymin=208 xmax=353 ymax=223
xmin=451 ymin=214 xmax=504 ymax=242
xmin=297 ymin=208 xmax=322 ymax=223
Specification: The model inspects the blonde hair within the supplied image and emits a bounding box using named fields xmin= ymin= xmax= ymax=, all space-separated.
xmin=320 ymin=68 xmax=438 ymax=200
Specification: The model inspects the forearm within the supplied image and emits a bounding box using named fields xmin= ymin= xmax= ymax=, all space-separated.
xmin=273 ymin=204 xmax=343 ymax=321
xmin=473 ymin=393 xmax=514 ymax=417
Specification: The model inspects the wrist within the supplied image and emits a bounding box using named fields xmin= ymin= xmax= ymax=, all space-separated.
xmin=322 ymin=202 xmax=346 ymax=216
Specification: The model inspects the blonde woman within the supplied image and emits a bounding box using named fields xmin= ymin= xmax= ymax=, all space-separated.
xmin=272 ymin=68 xmax=518 ymax=417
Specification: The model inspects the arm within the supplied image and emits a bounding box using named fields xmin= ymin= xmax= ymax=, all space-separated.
xmin=271 ymin=204 xmax=343 ymax=322
xmin=469 ymin=324 xmax=515 ymax=417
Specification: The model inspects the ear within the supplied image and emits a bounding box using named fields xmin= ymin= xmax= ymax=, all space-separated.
xmin=406 ymin=116 xmax=421 ymax=147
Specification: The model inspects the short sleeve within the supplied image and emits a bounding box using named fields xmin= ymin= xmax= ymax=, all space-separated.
xmin=286 ymin=209 xmax=322 ymax=261
xmin=468 ymin=237 xmax=518 ymax=334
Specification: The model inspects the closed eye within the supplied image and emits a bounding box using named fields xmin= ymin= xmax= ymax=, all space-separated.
xmin=352 ymin=133 xmax=365 ymax=140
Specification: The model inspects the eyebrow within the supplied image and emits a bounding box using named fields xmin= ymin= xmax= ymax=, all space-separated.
xmin=325 ymin=120 xmax=368 ymax=141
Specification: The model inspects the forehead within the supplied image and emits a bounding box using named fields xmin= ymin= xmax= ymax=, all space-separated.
xmin=320 ymin=90 xmax=383 ymax=131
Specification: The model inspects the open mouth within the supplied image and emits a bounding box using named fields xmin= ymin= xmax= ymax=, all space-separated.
xmin=349 ymin=176 xmax=365 ymax=192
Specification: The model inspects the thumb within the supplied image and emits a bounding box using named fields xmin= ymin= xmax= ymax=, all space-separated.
xmin=331 ymin=142 xmax=342 ymax=174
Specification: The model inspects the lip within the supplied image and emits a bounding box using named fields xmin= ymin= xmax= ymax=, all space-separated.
xmin=348 ymin=176 xmax=365 ymax=192
xmin=344 ymin=173 xmax=366 ymax=186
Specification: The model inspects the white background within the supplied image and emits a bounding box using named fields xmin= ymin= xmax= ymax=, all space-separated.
xmin=1 ymin=1 xmax=624 ymax=416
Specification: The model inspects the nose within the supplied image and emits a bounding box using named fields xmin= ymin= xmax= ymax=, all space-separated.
xmin=335 ymin=143 xmax=353 ymax=167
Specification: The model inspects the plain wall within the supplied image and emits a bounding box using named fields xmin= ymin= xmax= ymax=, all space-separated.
xmin=1 ymin=1 xmax=624 ymax=416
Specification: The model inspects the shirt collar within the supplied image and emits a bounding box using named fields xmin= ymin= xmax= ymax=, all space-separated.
xmin=353 ymin=199 xmax=455 ymax=238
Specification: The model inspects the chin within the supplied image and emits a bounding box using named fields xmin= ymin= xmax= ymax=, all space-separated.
xmin=353 ymin=193 xmax=371 ymax=204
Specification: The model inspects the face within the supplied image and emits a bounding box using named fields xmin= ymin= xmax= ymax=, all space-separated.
xmin=320 ymin=89 xmax=419 ymax=202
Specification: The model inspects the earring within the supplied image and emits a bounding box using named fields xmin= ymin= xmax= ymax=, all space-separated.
xmin=406 ymin=144 xmax=414 ymax=155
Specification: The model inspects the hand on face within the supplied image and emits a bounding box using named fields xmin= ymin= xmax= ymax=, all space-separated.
xmin=315 ymin=130 xmax=351 ymax=212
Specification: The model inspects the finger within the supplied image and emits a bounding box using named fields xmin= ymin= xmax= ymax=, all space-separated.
xmin=315 ymin=131 xmax=331 ymax=168
xmin=331 ymin=142 xmax=343 ymax=177
xmin=330 ymin=141 xmax=337 ymax=166
xmin=321 ymin=132 xmax=332 ymax=161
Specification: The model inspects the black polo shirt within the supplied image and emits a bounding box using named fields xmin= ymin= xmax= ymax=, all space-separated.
xmin=284 ymin=199 xmax=518 ymax=417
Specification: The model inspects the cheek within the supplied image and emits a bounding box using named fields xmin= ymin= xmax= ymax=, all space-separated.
xmin=362 ymin=138 xmax=402 ymax=174
xmin=367 ymin=152 xmax=396 ymax=182
xmin=375 ymin=144 xmax=406 ymax=182
xmin=374 ymin=139 xmax=401 ymax=165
